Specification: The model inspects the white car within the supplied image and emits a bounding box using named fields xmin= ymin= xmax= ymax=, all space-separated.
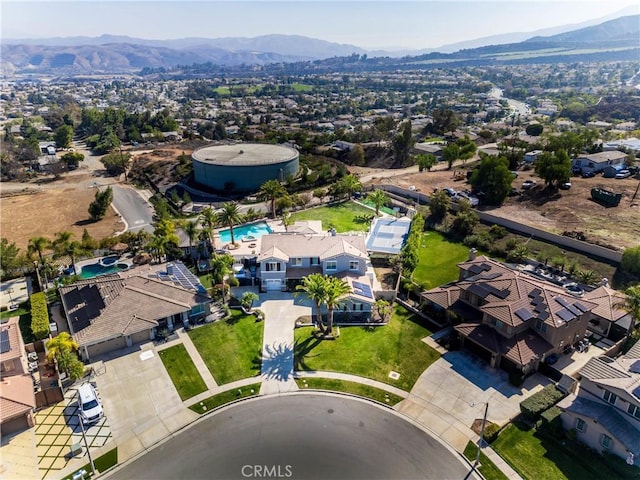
xmin=522 ymin=180 xmax=536 ymax=190
xmin=456 ymin=192 xmax=479 ymax=206
xmin=77 ymin=383 xmax=104 ymax=425
xmin=615 ymin=170 xmax=631 ymax=179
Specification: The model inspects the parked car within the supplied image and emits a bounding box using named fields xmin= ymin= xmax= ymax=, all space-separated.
xmin=522 ymin=180 xmax=536 ymax=190
xmin=581 ymin=170 xmax=596 ymax=178
xmin=544 ymin=353 xmax=559 ymax=365
xmin=559 ymin=181 xmax=572 ymax=190
xmin=615 ymin=170 xmax=631 ymax=179
xmin=77 ymin=383 xmax=104 ymax=425
xmin=456 ymin=191 xmax=479 ymax=206
xmin=443 ymin=187 xmax=458 ymax=198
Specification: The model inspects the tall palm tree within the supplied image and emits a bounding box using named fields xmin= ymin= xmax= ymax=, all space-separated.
xmin=366 ymin=189 xmax=389 ymax=216
xmin=182 ymin=220 xmax=199 ymax=260
xmin=52 ymin=231 xmax=83 ymax=275
xmin=296 ymin=273 xmax=329 ymax=333
xmin=324 ymin=276 xmax=352 ymax=335
xmin=148 ymin=235 xmax=168 ymax=263
xmin=45 ymin=332 xmax=79 ymax=362
xmin=257 ymin=179 xmax=287 ymax=219
xmin=199 ymin=206 xmax=218 ymax=250
xmin=27 ymin=236 xmax=50 ymax=268
xmin=217 ymin=202 xmax=242 ymax=246
xmin=338 ymin=174 xmax=362 ymax=199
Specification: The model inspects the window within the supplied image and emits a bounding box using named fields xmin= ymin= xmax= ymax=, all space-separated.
xmin=603 ymin=390 xmax=617 ymax=405
xmin=291 ymin=258 xmax=302 ymax=267
xmin=628 ymin=404 xmax=640 ymax=420
xmin=601 ymin=434 xmax=613 ymax=450
xmin=535 ymin=319 xmax=547 ymax=333
xmin=326 ymin=261 xmax=337 ymax=271
xmin=575 ymin=418 xmax=586 ymax=433
xmin=349 ymin=260 xmax=359 ymax=271
xmin=266 ymin=262 xmax=281 ymax=272
xmin=310 ymin=257 xmax=320 ymax=266
xmin=495 ymin=320 xmax=504 ymax=330
xmin=353 ymin=303 xmax=363 ymax=311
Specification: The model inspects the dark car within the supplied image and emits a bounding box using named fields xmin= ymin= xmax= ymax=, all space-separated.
xmin=544 ymin=354 xmax=559 ymax=365
xmin=582 ymin=170 xmax=596 ymax=178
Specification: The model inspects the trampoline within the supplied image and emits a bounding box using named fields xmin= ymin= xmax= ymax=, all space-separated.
xmin=366 ymin=216 xmax=412 ymax=254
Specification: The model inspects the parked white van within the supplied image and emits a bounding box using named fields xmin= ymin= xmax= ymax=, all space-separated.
xmin=77 ymin=383 xmax=103 ymax=424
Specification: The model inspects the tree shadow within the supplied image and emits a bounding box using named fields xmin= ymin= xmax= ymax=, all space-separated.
xmin=74 ymin=219 xmax=97 ymax=227
xmin=260 ymin=341 xmax=294 ymax=381
xmin=293 ymin=335 xmax=324 ymax=371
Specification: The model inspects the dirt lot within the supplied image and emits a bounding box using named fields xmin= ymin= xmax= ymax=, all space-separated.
xmin=368 ymin=167 xmax=640 ymax=251
xmin=1 ymin=187 xmax=123 ymax=251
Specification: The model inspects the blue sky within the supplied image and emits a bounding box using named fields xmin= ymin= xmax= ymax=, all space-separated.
xmin=2 ymin=1 xmax=638 ymax=49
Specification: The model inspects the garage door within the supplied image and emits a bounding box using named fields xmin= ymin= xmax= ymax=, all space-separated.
xmin=87 ymin=337 xmax=127 ymax=359
xmin=265 ymin=279 xmax=282 ymax=291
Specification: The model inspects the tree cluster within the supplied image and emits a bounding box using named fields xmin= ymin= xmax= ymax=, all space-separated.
xmin=469 ymin=154 xmax=513 ymax=205
xmin=88 ymin=186 xmax=114 ymax=221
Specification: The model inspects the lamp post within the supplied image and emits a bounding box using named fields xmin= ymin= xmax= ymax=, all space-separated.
xmin=471 ymin=401 xmax=489 ymax=467
xmin=77 ymin=414 xmax=96 ymax=475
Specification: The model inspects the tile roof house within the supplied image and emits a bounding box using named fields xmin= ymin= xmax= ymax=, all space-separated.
xmin=421 ymin=255 xmax=598 ymax=376
xmin=59 ymin=262 xmax=211 ymax=361
xmin=584 ymin=285 xmax=635 ymax=341
xmin=557 ymin=341 xmax=640 ymax=466
xmin=1 ymin=317 xmax=36 ymax=435
xmin=257 ymin=233 xmax=376 ymax=321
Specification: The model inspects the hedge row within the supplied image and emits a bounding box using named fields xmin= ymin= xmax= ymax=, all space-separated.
xmin=400 ymin=213 xmax=425 ymax=274
xmin=520 ymin=384 xmax=565 ymax=421
xmin=30 ymin=292 xmax=49 ymax=340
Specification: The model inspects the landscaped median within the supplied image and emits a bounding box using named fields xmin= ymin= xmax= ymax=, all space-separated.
xmin=294 ymin=304 xmax=439 ymax=391
xmin=189 ymin=309 xmax=264 ymax=384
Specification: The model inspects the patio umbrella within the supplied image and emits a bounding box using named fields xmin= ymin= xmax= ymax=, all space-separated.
xmin=133 ymin=252 xmax=152 ymax=265
xmin=111 ymin=242 xmax=129 ymax=253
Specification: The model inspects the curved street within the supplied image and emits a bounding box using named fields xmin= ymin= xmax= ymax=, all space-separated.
xmin=105 ymin=393 xmax=479 ymax=480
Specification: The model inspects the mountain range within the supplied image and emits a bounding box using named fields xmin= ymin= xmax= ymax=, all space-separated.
xmin=1 ymin=14 xmax=638 ymax=76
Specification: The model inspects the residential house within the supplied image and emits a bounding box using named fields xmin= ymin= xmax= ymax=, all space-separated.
xmin=414 ymin=143 xmax=444 ymax=160
xmin=583 ymin=284 xmax=636 ymax=341
xmin=1 ymin=317 xmax=36 ymax=435
xmin=557 ymin=342 xmax=640 ymax=466
xmin=421 ymin=255 xmax=598 ymax=376
xmin=524 ymin=150 xmax=543 ymax=164
xmin=59 ymin=262 xmax=211 ymax=361
xmin=257 ymin=233 xmax=375 ymax=320
xmin=572 ymin=151 xmax=627 ymax=175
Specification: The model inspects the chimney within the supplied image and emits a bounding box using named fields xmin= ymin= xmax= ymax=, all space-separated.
xmin=600 ymin=278 xmax=609 ymax=287
xmin=330 ymin=228 xmax=337 ymax=236
xmin=468 ymin=248 xmax=477 ymax=261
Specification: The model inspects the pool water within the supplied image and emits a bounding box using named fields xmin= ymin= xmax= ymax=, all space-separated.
xmin=80 ymin=262 xmax=129 ymax=279
xmin=219 ymin=222 xmax=272 ymax=244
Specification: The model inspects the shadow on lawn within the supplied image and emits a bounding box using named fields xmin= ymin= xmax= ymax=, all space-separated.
xmin=293 ymin=334 xmax=324 ymax=371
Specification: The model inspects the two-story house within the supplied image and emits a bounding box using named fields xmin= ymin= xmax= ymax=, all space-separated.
xmin=257 ymin=233 xmax=375 ymax=320
xmin=421 ymin=255 xmax=598 ymax=376
xmin=1 ymin=317 xmax=37 ymax=435
xmin=557 ymin=342 xmax=640 ymax=466
xmin=584 ymin=284 xmax=635 ymax=342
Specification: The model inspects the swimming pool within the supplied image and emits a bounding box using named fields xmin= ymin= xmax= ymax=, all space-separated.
xmin=219 ymin=222 xmax=272 ymax=244
xmin=80 ymin=262 xmax=129 ymax=279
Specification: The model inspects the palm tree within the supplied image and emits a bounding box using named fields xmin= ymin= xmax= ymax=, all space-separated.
xmin=338 ymin=174 xmax=362 ymax=199
xmin=148 ymin=235 xmax=168 ymax=263
xmin=296 ymin=273 xmax=328 ymax=333
xmin=366 ymin=189 xmax=389 ymax=216
xmin=257 ymin=179 xmax=287 ymax=219
xmin=182 ymin=220 xmax=199 ymax=260
xmin=324 ymin=276 xmax=351 ymax=335
xmin=281 ymin=210 xmax=292 ymax=232
xmin=240 ymin=291 xmax=259 ymax=312
xmin=27 ymin=236 xmax=50 ymax=268
xmin=217 ymin=202 xmax=242 ymax=246
xmin=615 ymin=286 xmax=640 ymax=339
xmin=199 ymin=206 xmax=218 ymax=250
xmin=577 ymin=269 xmax=598 ymax=285
xmin=52 ymin=231 xmax=83 ymax=275
xmin=45 ymin=332 xmax=79 ymax=362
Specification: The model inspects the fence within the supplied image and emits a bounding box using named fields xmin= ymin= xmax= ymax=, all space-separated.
xmin=377 ymin=184 xmax=623 ymax=264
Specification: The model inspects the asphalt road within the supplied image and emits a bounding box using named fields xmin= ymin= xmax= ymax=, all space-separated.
xmin=105 ymin=394 xmax=478 ymax=480
xmin=111 ymin=185 xmax=154 ymax=233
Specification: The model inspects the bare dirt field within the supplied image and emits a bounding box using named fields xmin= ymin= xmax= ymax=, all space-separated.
xmin=367 ymin=167 xmax=640 ymax=251
xmin=1 ymin=187 xmax=123 ymax=251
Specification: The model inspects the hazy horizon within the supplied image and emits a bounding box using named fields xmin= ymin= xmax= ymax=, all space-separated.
xmin=2 ymin=1 xmax=639 ymax=50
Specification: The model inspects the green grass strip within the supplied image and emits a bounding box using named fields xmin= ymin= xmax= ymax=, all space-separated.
xmin=189 ymin=383 xmax=262 ymax=414
xmin=295 ymin=377 xmax=404 ymax=406
xmin=158 ymin=344 xmax=207 ymax=400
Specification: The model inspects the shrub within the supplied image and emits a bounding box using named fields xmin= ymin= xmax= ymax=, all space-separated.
xmin=489 ymin=225 xmax=508 ymax=239
xmin=483 ymin=423 xmax=502 ymax=443
xmin=621 ymin=245 xmax=640 ymax=275
xmin=520 ymin=384 xmax=566 ymax=421
xmin=539 ymin=406 xmax=564 ymax=438
xmin=30 ymin=292 xmax=49 ymax=340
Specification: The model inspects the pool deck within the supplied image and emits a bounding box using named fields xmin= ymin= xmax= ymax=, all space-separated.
xmin=215 ymin=220 xmax=287 ymax=260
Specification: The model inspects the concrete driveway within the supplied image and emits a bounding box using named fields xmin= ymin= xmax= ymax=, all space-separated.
xmin=92 ymin=343 xmax=197 ymax=463
xmin=396 ymin=349 xmax=550 ymax=451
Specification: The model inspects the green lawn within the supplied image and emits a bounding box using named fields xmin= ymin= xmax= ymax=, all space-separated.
xmin=189 ymin=310 xmax=263 ymax=384
xmin=492 ymin=423 xmax=639 ymax=480
xmin=189 ymin=383 xmax=262 ymax=414
xmin=294 ymin=304 xmax=439 ymax=391
xmin=463 ymin=441 xmax=508 ymax=480
xmin=62 ymin=448 xmax=118 ymax=479
xmin=412 ymin=231 xmax=470 ymax=289
xmin=289 ymin=201 xmax=375 ymax=232
xmin=295 ymin=378 xmax=404 ymax=406
xmin=158 ymin=344 xmax=207 ymax=400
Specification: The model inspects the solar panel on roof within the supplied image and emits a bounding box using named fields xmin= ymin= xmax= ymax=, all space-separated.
xmin=629 ymin=360 xmax=640 ymax=374
xmin=538 ymin=310 xmax=550 ymax=321
xmin=352 ymin=281 xmax=373 ymax=299
xmin=479 ymin=263 xmax=491 ymax=272
xmin=633 ymin=386 xmax=640 ymax=400
xmin=555 ymin=296 xmax=572 ymax=309
xmin=564 ymin=303 xmax=581 ymax=316
xmin=574 ymin=302 xmax=589 ymax=313
xmin=533 ymin=303 xmax=546 ymax=313
xmin=515 ymin=308 xmax=534 ymax=322
xmin=556 ymin=309 xmax=575 ymax=322
xmin=0 ymin=329 xmax=10 ymax=354
xmin=528 ymin=288 xmax=542 ymax=298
